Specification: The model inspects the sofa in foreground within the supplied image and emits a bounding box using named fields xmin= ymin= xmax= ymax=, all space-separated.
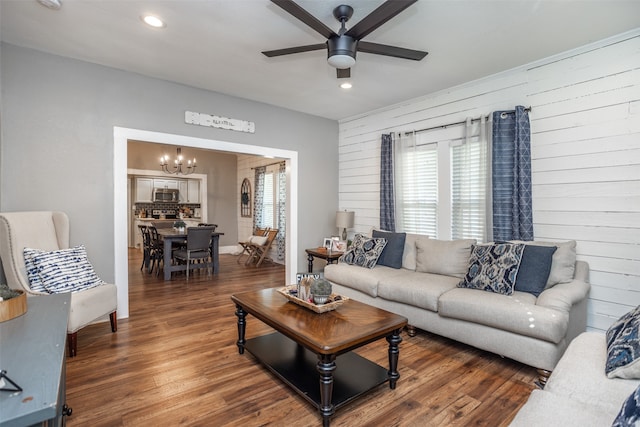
xmin=324 ymin=231 xmax=590 ymax=385
xmin=510 ymin=331 xmax=640 ymax=426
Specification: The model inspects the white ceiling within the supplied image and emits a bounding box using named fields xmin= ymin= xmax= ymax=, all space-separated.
xmin=1 ymin=0 xmax=639 ymax=120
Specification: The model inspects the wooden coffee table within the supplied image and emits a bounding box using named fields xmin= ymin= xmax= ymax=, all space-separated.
xmin=231 ymin=288 xmax=407 ymax=426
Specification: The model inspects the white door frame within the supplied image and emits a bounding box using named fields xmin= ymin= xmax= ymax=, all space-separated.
xmin=113 ymin=126 xmax=298 ymax=318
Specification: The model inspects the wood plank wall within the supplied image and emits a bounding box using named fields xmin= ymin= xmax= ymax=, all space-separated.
xmin=337 ymin=30 xmax=640 ymax=332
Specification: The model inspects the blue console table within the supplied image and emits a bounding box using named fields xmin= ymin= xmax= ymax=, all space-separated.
xmin=0 ymin=293 xmax=71 ymax=426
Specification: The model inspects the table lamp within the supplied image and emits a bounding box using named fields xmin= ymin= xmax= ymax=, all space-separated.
xmin=336 ymin=210 xmax=354 ymax=241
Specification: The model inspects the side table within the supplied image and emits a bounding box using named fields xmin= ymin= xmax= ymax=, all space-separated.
xmin=305 ymin=248 xmax=343 ymax=273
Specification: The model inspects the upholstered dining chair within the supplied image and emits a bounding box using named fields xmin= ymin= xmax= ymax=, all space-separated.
xmin=172 ymin=226 xmax=214 ymax=281
xmin=0 ymin=211 xmax=117 ymax=357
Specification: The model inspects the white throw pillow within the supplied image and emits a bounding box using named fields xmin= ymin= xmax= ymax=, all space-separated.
xmin=248 ymin=235 xmax=269 ymax=246
xmin=415 ymin=238 xmax=476 ymax=278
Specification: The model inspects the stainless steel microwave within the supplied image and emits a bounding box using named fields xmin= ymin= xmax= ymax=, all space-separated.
xmin=153 ymin=188 xmax=179 ymax=202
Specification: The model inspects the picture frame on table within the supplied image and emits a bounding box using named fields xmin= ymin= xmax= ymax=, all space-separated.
xmin=322 ymin=238 xmax=332 ymax=250
xmin=332 ymin=239 xmax=347 ymax=252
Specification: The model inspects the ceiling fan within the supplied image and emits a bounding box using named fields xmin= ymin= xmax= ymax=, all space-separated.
xmin=262 ymin=0 xmax=428 ymax=79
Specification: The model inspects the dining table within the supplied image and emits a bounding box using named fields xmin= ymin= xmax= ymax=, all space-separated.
xmin=156 ymin=228 xmax=224 ymax=281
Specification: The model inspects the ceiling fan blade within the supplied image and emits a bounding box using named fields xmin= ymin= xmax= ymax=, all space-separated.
xmin=337 ymin=68 xmax=351 ymax=79
xmin=358 ymin=41 xmax=428 ymax=61
xmin=271 ymin=0 xmax=337 ymax=39
xmin=262 ymin=43 xmax=326 ymax=57
xmin=345 ymin=0 xmax=418 ymax=40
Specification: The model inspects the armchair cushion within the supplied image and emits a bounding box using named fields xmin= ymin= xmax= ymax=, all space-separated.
xmin=24 ymin=245 xmax=105 ymax=293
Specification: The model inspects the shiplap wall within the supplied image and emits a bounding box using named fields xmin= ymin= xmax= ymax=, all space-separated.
xmin=338 ymin=30 xmax=640 ymax=332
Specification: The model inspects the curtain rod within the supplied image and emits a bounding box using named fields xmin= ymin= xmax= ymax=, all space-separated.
xmin=251 ymin=160 xmax=285 ymax=170
xmin=404 ymin=106 xmax=531 ymax=136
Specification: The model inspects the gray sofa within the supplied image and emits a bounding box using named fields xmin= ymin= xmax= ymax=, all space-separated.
xmin=324 ymin=233 xmax=590 ymax=384
xmin=510 ymin=331 xmax=640 ymax=426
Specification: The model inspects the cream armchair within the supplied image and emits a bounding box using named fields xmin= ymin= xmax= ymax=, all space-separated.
xmin=0 ymin=211 xmax=117 ymax=357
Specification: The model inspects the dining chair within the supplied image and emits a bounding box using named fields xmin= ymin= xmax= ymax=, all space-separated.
xmin=147 ymin=226 xmax=164 ymax=276
xmin=138 ymin=224 xmax=152 ymax=273
xmin=198 ymin=223 xmax=218 ymax=231
xmin=172 ymin=226 xmax=214 ymax=280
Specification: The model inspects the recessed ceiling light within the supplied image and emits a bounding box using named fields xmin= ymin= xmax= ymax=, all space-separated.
xmin=340 ymin=82 xmax=353 ymax=90
xmin=142 ymin=15 xmax=166 ymax=28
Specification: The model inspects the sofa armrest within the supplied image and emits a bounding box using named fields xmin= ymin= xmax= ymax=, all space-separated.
xmin=536 ymin=279 xmax=590 ymax=312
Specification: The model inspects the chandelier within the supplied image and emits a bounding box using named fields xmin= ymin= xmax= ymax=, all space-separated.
xmin=160 ymin=147 xmax=196 ymax=175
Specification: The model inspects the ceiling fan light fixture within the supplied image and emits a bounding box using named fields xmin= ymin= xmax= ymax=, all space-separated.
xmin=327 ymin=35 xmax=357 ymax=69
xmin=328 ymin=54 xmax=355 ymax=69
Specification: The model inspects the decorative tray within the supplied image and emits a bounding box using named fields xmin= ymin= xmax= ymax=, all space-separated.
xmin=277 ymin=285 xmax=349 ymax=313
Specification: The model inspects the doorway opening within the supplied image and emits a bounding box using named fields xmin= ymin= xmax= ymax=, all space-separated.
xmin=114 ymin=127 xmax=299 ymax=318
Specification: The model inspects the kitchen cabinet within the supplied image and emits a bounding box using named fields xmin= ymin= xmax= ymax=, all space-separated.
xmin=153 ymin=179 xmax=179 ymax=190
xmin=135 ymin=178 xmax=154 ymax=203
xmin=178 ymin=179 xmax=200 ymax=203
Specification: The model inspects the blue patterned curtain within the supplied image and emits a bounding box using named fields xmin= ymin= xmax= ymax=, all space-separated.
xmin=380 ymin=133 xmax=395 ymax=231
xmin=277 ymin=162 xmax=286 ymax=260
xmin=253 ymin=166 xmax=266 ymax=230
xmin=492 ymin=106 xmax=533 ymax=241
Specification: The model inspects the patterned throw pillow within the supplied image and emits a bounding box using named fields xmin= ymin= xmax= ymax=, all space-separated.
xmin=26 ymin=245 xmax=105 ymax=294
xmin=457 ymin=243 xmax=525 ymax=295
xmin=340 ymin=233 xmax=387 ymax=269
xmin=23 ymin=248 xmax=49 ymax=293
xmin=606 ymin=305 xmax=640 ymax=379
xmin=612 ymin=384 xmax=640 ymax=427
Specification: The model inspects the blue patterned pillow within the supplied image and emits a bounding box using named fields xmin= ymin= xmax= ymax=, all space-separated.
xmin=457 ymin=243 xmax=525 ymax=295
xmin=27 ymin=245 xmax=105 ymax=294
xmin=23 ymin=248 xmax=49 ymax=293
xmin=340 ymin=233 xmax=387 ymax=269
xmin=612 ymin=384 xmax=640 ymax=427
xmin=606 ymin=306 xmax=640 ymax=379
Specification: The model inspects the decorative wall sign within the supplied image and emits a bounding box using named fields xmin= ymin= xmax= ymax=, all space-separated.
xmin=185 ymin=111 xmax=255 ymax=133
xmin=241 ymin=178 xmax=251 ymax=217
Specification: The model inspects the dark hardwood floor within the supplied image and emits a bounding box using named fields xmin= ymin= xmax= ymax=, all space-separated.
xmin=65 ymin=249 xmax=536 ymax=426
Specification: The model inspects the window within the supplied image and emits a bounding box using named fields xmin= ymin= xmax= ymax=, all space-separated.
xmin=258 ymin=167 xmax=281 ymax=229
xmin=396 ymin=119 xmax=489 ymax=242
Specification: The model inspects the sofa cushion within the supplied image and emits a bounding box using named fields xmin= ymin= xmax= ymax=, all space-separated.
xmin=509 ymin=389 xmax=618 ymax=427
xmin=458 ymin=243 xmax=525 ymax=295
xmin=415 ymin=238 xmax=476 ymax=279
xmin=25 ymin=245 xmax=105 ymax=294
xmin=402 ymin=233 xmax=421 ymax=271
xmin=606 ymin=305 xmax=640 ymax=379
xmin=514 ymin=244 xmax=557 ymax=297
xmin=324 ymin=263 xmax=405 ymax=298
xmin=372 ymin=230 xmax=406 ymax=269
xmin=377 ymin=271 xmax=460 ymax=312
xmin=340 ymin=233 xmax=387 ymax=269
xmin=612 ymin=384 xmax=640 ymax=427
xmin=545 ymin=332 xmax=640 ymax=409
xmin=438 ymin=288 xmax=568 ymax=343
xmin=511 ymin=240 xmax=576 ymax=287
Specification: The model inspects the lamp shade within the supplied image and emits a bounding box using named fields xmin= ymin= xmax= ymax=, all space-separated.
xmin=336 ymin=211 xmax=354 ymax=229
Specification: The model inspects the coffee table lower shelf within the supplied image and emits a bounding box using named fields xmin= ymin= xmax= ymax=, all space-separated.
xmin=244 ymin=332 xmax=389 ymax=411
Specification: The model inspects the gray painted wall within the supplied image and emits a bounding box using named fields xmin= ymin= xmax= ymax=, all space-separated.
xmin=0 ymin=43 xmax=339 ymax=281
xmin=127 ymin=141 xmax=238 ymax=246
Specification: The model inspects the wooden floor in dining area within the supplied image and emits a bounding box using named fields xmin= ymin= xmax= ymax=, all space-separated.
xmin=65 ymin=248 xmax=537 ymax=427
